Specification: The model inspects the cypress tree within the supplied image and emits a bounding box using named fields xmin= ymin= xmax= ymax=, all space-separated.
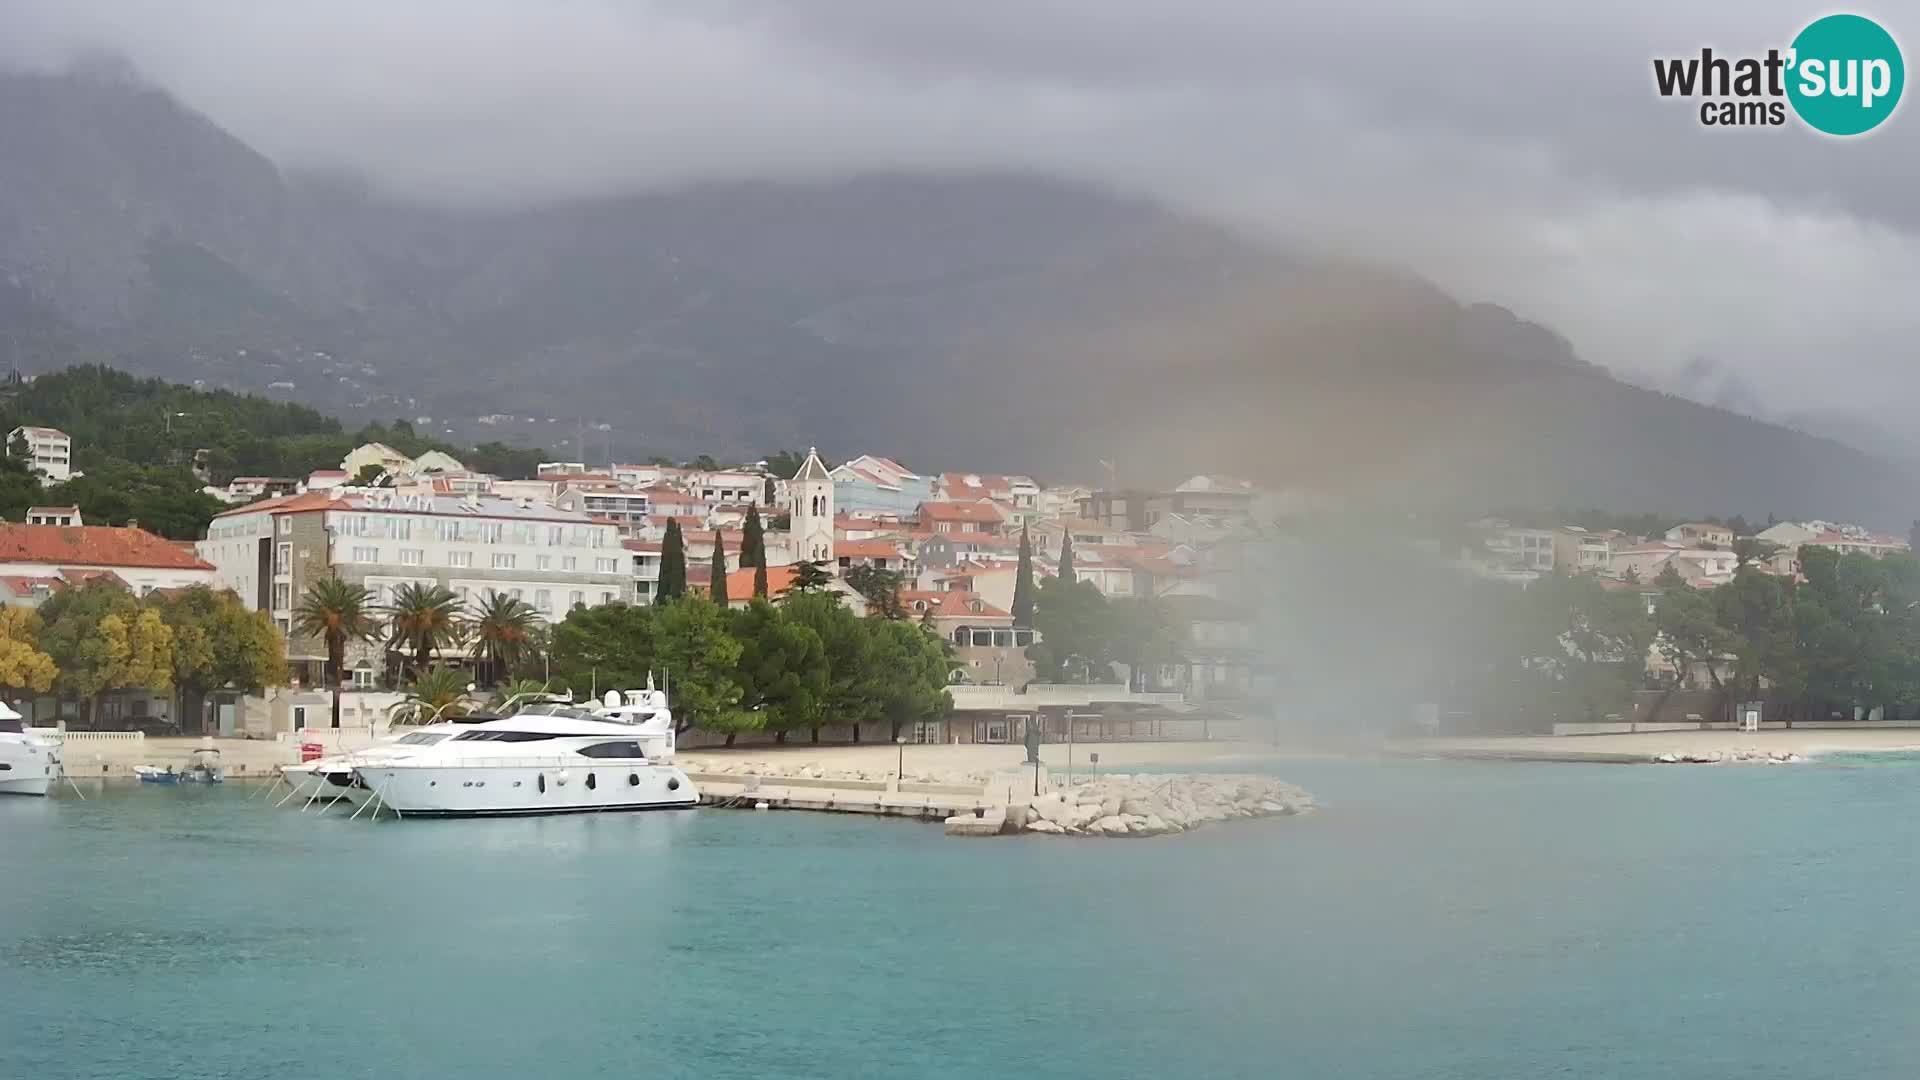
xmin=710 ymin=529 xmax=730 ymax=605
xmin=754 ymin=557 xmax=770 ymax=600
xmin=1057 ymin=529 xmax=1076 ymax=582
xmin=1011 ymin=525 xmax=1036 ymax=627
xmin=658 ymin=519 xmax=687 ymax=601
xmin=742 ymin=505 xmax=766 ymax=568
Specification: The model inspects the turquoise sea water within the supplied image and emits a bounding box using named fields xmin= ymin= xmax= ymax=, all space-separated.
xmin=7 ymin=757 xmax=1920 ymax=1079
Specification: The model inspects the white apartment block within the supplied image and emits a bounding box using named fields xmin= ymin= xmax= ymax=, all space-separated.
xmin=10 ymin=426 xmax=71 ymax=483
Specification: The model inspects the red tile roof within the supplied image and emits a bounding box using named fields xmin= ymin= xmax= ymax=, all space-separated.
xmin=899 ymin=589 xmax=1011 ymax=620
xmin=721 ymin=564 xmax=801 ymax=601
xmin=919 ymin=500 xmax=1007 ymax=525
xmin=0 ymin=525 xmax=214 ymax=570
xmin=835 ymin=539 xmax=906 ymax=559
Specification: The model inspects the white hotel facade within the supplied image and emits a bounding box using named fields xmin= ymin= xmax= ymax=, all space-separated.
xmin=198 ymin=490 xmax=629 ymax=681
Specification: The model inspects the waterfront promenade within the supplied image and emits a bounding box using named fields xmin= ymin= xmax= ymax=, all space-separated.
xmin=45 ymin=732 xmax=1271 ymax=782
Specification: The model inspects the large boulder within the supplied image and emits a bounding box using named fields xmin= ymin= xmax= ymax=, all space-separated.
xmin=1025 ymin=818 xmax=1066 ymax=834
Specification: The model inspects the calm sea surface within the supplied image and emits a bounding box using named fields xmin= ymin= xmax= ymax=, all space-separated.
xmin=6 ymin=757 xmax=1920 ymax=1079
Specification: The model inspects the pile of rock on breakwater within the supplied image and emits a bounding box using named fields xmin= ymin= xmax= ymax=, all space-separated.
xmin=1654 ymin=749 xmax=1803 ymax=764
xmin=1002 ymin=774 xmax=1315 ymax=839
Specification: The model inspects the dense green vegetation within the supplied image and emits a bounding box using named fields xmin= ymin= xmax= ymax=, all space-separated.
xmin=28 ymin=581 xmax=285 ymax=729
xmin=545 ymin=593 xmax=952 ymax=744
xmin=0 ymin=366 xmax=552 ymax=538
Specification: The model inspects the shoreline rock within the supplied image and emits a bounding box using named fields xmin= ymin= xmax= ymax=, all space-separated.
xmin=1016 ymin=773 xmax=1314 ymax=839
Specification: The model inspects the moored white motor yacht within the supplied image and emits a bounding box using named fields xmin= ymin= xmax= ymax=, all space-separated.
xmin=0 ymin=703 xmax=58 ymax=797
xmin=351 ymin=711 xmax=697 ymax=817
xmin=279 ymin=722 xmax=464 ymax=805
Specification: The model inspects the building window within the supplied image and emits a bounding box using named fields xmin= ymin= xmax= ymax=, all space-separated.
xmin=602 ymin=590 xmax=617 ymax=605
xmin=536 ymin=555 xmax=552 ymax=572
xmin=399 ymin=548 xmax=423 ymax=566
xmin=492 ymin=553 xmax=516 ymax=570
xmin=351 ymin=666 xmax=374 ymax=689
xmin=447 ymin=551 xmax=473 ymax=568
xmin=547 ymin=526 xmax=565 ymax=546
xmin=352 ymin=545 xmax=378 ymax=563
xmin=534 ymin=589 xmax=551 ymax=610
xmin=570 ymin=590 xmax=584 ymax=608
xmin=274 ymin=542 xmax=292 ymax=574
xmin=278 ymin=517 xmax=292 ymax=536
xmin=272 ymin=582 xmax=291 ymax=610
xmin=562 ymin=556 xmax=578 ymax=571
xmin=595 ymin=557 xmax=618 ymax=573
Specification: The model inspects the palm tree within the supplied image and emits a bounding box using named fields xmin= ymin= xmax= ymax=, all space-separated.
xmin=382 ymin=582 xmax=465 ymax=681
xmin=392 ymin=664 xmax=474 ymax=725
xmin=467 ymin=590 xmax=542 ymax=688
xmin=489 ymin=677 xmax=555 ymax=713
xmin=291 ymin=575 xmax=378 ymax=729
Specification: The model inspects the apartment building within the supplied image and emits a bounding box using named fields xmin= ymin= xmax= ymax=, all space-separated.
xmin=198 ymin=490 xmax=629 ymax=681
xmin=9 ymin=426 xmax=71 ymax=483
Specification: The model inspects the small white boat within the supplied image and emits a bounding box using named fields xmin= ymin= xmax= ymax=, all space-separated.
xmin=0 ymin=704 xmax=57 ymax=796
xmin=351 ymin=711 xmax=696 ymax=818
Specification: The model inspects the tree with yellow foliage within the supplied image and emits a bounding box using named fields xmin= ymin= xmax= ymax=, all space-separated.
xmin=0 ymin=607 xmax=58 ymax=694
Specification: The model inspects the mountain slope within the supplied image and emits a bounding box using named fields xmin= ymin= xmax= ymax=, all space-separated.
xmin=0 ymin=67 xmax=1912 ymax=525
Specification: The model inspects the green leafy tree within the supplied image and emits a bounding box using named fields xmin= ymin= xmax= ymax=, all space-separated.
xmin=658 ymin=519 xmax=688 ymax=601
xmin=382 ymin=582 xmax=465 ymax=682
xmin=1528 ymin=572 xmax=1655 ymax=723
xmin=783 ymin=592 xmax=879 ymax=741
xmin=652 ymin=597 xmax=745 ymax=734
xmin=868 ymin=619 xmax=954 ymax=740
xmin=786 ymin=560 xmax=835 ymax=598
xmin=1011 ymin=526 xmax=1036 ymax=627
xmin=467 ymin=590 xmax=542 ymax=688
xmin=291 ymin=575 xmax=378 ymax=729
xmin=1648 ymin=563 xmax=1732 ymax=718
xmin=729 ymin=599 xmax=827 ymax=744
xmin=156 ymin=586 xmax=287 ymax=732
xmin=1025 ymin=574 xmax=1112 ymax=683
xmin=843 ymin=564 xmax=906 ymax=619
xmin=710 ymin=529 xmax=730 ymax=606
xmin=1110 ymin=596 xmax=1188 ymax=692
xmin=40 ymin=582 xmax=176 ymax=728
xmin=548 ymin=603 xmax=657 ymax=697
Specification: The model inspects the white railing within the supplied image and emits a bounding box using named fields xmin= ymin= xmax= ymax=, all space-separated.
xmin=47 ymin=730 xmax=145 ymax=742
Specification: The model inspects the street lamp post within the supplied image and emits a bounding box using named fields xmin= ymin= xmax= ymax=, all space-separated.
xmin=895 ymin=735 xmax=906 ymax=791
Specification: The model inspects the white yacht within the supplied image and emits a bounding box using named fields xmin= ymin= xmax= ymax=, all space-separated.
xmin=0 ymin=704 xmax=58 ymax=797
xmin=279 ymin=723 xmax=464 ymax=805
xmin=351 ymin=711 xmax=697 ymax=817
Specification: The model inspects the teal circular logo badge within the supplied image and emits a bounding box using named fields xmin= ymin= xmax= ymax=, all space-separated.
xmin=1787 ymin=14 xmax=1904 ymax=135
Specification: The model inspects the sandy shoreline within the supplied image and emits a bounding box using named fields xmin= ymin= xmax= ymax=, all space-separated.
xmin=1392 ymin=729 xmax=1920 ymax=763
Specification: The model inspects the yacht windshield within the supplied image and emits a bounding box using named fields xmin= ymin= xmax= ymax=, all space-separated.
xmin=396 ymin=732 xmax=450 ymax=745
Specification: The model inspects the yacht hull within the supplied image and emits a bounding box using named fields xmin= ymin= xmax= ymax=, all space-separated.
xmin=0 ymin=740 xmax=55 ymax=796
xmin=353 ymin=761 xmax=696 ymax=817
xmin=0 ymin=774 xmax=50 ymax=796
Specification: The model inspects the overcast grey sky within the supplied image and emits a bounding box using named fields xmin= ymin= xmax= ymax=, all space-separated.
xmin=3 ymin=0 xmax=1916 ymax=432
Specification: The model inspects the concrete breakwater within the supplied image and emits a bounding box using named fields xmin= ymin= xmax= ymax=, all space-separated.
xmin=972 ymin=773 xmax=1316 ymax=838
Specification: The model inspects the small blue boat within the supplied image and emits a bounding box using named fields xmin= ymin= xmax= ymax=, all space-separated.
xmin=135 ymin=765 xmax=180 ymax=785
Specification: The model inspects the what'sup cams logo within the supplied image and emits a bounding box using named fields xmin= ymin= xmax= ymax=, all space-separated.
xmin=1654 ymin=13 xmax=1903 ymax=134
